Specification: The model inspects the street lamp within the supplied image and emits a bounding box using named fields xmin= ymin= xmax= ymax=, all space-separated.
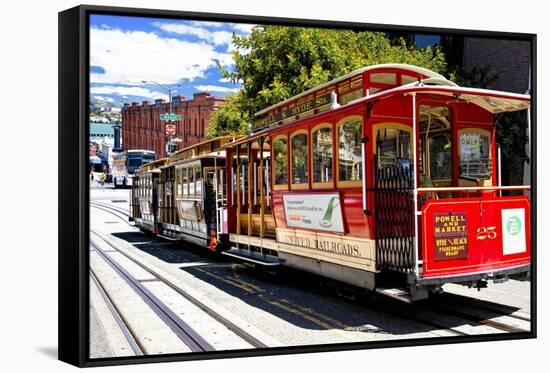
xmin=141 ymin=80 xmax=180 ymax=116
xmin=141 ymin=80 xmax=181 ymax=156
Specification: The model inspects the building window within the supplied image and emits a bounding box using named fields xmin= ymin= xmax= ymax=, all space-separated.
xmin=414 ymin=34 xmax=441 ymax=48
xmin=273 ymin=136 xmax=288 ymax=188
xmin=312 ymin=125 xmax=333 ymax=186
xmin=338 ymin=117 xmax=363 ymax=185
xmin=291 ymin=131 xmax=308 ymax=187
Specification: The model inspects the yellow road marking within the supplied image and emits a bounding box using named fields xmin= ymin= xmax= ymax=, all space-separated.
xmin=194 ymin=267 xmax=261 ymax=294
xmin=266 ymin=299 xmax=365 ymax=342
xmin=279 ymin=299 xmax=381 ymax=336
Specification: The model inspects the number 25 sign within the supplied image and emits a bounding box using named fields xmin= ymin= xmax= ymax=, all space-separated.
xmin=476 ymin=226 xmax=497 ymax=240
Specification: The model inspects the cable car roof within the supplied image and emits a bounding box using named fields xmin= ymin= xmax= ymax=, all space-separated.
xmin=371 ymin=83 xmax=530 ymax=113
xmin=225 ymin=82 xmax=530 ymax=148
xmin=254 ymin=64 xmax=448 ymax=116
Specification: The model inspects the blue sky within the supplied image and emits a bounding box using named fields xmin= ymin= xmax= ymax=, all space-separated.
xmin=89 ymin=14 xmax=256 ymax=106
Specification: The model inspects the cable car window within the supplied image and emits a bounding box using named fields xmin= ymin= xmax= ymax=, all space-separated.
xmin=429 ymin=134 xmax=452 ymax=180
xmin=459 ymin=130 xmax=491 ymax=180
xmin=189 ymin=166 xmax=195 ymax=195
xmin=291 ymin=133 xmax=308 ymax=185
xmin=312 ymin=126 xmax=333 ymax=184
xmin=338 ymin=118 xmax=362 ymax=183
xmin=401 ymin=75 xmax=418 ymax=85
xmin=375 ymin=127 xmax=411 ymax=168
xmin=419 ymin=105 xmax=452 ymax=182
xmin=273 ymin=136 xmax=288 ymax=186
xmin=195 ymin=165 xmax=202 ymax=197
xmin=182 ymin=168 xmax=188 ymax=196
xmin=370 ymin=72 xmax=397 ymax=85
xmin=176 ymin=169 xmax=182 ymax=196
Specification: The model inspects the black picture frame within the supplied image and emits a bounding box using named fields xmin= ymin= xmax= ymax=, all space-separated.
xmin=58 ymin=4 xmax=537 ymax=368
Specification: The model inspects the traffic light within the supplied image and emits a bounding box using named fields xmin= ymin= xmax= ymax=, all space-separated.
xmin=167 ymin=142 xmax=178 ymax=154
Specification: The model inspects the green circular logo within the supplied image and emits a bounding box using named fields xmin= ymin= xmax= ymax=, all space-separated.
xmin=506 ymin=216 xmax=522 ymax=236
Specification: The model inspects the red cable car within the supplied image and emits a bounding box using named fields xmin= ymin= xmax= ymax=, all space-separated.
xmin=221 ymin=63 xmax=531 ymax=302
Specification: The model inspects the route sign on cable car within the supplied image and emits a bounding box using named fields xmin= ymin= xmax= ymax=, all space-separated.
xmin=165 ymin=124 xmax=176 ymax=135
xmin=160 ymin=113 xmax=181 ymax=121
xmin=253 ymin=91 xmax=334 ymax=131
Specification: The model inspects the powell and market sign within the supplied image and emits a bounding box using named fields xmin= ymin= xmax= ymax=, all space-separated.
xmin=253 ymin=92 xmax=335 ymax=131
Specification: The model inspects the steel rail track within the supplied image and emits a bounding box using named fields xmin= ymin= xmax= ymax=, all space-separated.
xmin=90 ymin=229 xmax=267 ymax=349
xmin=89 ymin=268 xmax=144 ymax=356
xmin=90 ymin=203 xmax=133 ymax=226
xmin=90 ymin=201 xmax=527 ymax=339
xmin=91 ymin=200 xmax=130 ymax=216
xmin=90 ymin=237 xmax=215 ymax=352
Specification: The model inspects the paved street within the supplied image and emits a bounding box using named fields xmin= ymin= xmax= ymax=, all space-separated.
xmin=89 ymin=185 xmax=531 ymax=358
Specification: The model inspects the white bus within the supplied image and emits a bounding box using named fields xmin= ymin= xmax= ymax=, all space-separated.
xmin=112 ymin=150 xmax=155 ymax=188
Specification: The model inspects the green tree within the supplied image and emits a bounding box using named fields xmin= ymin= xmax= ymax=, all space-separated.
xmin=448 ymin=65 xmax=498 ymax=90
xmin=207 ymin=91 xmax=250 ymax=137
xmin=209 ymin=26 xmax=446 ymax=137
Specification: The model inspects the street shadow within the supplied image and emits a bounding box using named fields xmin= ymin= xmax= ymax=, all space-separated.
xmin=181 ymin=262 xmax=529 ymax=336
xmin=110 ymin=231 xmax=530 ymax=338
xmin=111 ymin=231 xmax=221 ymax=265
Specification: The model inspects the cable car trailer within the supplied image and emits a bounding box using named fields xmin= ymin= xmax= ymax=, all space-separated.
xmin=131 ymin=64 xmax=531 ymax=302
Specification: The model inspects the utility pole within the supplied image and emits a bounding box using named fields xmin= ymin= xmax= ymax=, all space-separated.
xmin=141 ymin=80 xmax=181 ymax=157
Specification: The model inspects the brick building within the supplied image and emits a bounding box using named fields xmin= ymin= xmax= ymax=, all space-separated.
xmin=388 ymin=32 xmax=531 ymax=94
xmin=461 ymin=38 xmax=530 ymax=94
xmin=121 ymin=92 xmax=225 ymax=158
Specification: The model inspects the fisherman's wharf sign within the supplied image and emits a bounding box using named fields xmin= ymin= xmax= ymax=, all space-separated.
xmin=433 ymin=212 xmax=468 ymax=260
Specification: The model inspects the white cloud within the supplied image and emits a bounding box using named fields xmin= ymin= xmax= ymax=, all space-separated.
xmin=93 ymin=95 xmax=114 ymax=103
xmin=218 ymin=77 xmax=243 ymax=84
xmin=90 ymin=27 xmax=233 ymax=85
xmin=189 ymin=20 xmax=224 ymax=28
xmin=231 ymin=23 xmax=255 ymax=34
xmin=90 ymin=85 xmax=169 ymax=100
xmin=194 ymin=85 xmax=239 ymax=93
xmin=153 ymin=22 xmax=234 ymax=46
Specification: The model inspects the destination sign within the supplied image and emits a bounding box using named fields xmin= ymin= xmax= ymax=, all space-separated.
xmin=433 ymin=212 xmax=468 ymax=260
xmin=253 ymin=92 xmax=334 ymax=131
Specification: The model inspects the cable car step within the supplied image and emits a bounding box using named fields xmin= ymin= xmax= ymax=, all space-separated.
xmin=222 ymin=247 xmax=280 ymax=266
xmin=375 ymin=287 xmax=413 ymax=303
xmin=157 ymin=233 xmax=184 ymax=241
